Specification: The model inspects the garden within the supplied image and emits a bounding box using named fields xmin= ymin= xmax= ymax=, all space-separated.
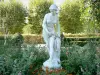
xmin=0 ymin=0 xmax=100 ymax=75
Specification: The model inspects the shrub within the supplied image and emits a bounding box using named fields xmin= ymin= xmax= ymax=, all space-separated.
xmin=22 ymin=34 xmax=44 ymax=44
xmin=11 ymin=33 xmax=24 ymax=47
xmin=62 ymin=40 xmax=100 ymax=75
xmin=0 ymin=43 xmax=48 ymax=75
xmin=0 ymin=34 xmax=100 ymax=75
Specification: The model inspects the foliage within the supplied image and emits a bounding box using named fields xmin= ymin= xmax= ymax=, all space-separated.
xmin=22 ymin=24 xmax=33 ymax=34
xmin=0 ymin=1 xmax=27 ymax=34
xmin=0 ymin=36 xmax=100 ymax=74
xmin=22 ymin=34 xmax=43 ymax=44
xmin=28 ymin=0 xmax=53 ymax=34
xmin=90 ymin=0 xmax=100 ymax=24
xmin=62 ymin=41 xmax=100 ymax=75
xmin=0 ymin=0 xmax=99 ymax=34
xmin=60 ymin=0 xmax=83 ymax=33
xmin=80 ymin=0 xmax=100 ymax=33
xmin=0 ymin=42 xmax=48 ymax=75
xmin=11 ymin=33 xmax=24 ymax=47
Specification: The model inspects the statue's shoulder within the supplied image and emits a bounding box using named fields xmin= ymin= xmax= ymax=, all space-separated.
xmin=45 ymin=13 xmax=51 ymax=18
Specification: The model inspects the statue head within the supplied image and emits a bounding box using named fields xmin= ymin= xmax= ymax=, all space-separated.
xmin=49 ymin=4 xmax=58 ymax=15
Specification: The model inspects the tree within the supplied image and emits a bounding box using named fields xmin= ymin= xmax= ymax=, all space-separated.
xmin=90 ymin=0 xmax=100 ymax=33
xmin=90 ymin=0 xmax=100 ymax=24
xmin=80 ymin=0 xmax=100 ymax=33
xmin=0 ymin=1 xmax=27 ymax=34
xmin=59 ymin=0 xmax=83 ymax=33
xmin=22 ymin=24 xmax=33 ymax=34
xmin=29 ymin=0 xmax=53 ymax=34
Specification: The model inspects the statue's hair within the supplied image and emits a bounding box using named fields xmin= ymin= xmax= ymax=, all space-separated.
xmin=49 ymin=4 xmax=58 ymax=10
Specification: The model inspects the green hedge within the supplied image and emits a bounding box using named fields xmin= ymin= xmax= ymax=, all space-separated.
xmin=0 ymin=34 xmax=100 ymax=45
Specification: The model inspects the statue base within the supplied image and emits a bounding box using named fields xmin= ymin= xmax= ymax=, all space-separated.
xmin=42 ymin=59 xmax=62 ymax=72
xmin=42 ymin=66 xmax=62 ymax=72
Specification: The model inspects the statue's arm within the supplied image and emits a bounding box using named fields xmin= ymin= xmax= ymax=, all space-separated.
xmin=56 ymin=18 xmax=60 ymax=37
xmin=42 ymin=14 xmax=49 ymax=34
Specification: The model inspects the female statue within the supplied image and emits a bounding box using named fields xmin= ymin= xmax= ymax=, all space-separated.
xmin=42 ymin=4 xmax=61 ymax=70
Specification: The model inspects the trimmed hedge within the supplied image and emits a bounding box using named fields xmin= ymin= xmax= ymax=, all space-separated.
xmin=22 ymin=34 xmax=43 ymax=44
xmin=0 ymin=34 xmax=100 ymax=45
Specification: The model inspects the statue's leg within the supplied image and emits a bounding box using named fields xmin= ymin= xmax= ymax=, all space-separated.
xmin=56 ymin=37 xmax=61 ymax=51
xmin=43 ymin=30 xmax=50 ymax=56
xmin=47 ymin=39 xmax=50 ymax=57
xmin=49 ymin=36 xmax=55 ymax=60
xmin=56 ymin=37 xmax=61 ymax=62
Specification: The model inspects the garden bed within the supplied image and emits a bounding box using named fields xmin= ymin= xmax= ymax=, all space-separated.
xmin=0 ymin=34 xmax=100 ymax=75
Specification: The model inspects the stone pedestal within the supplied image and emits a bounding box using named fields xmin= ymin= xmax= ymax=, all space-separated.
xmin=42 ymin=59 xmax=62 ymax=71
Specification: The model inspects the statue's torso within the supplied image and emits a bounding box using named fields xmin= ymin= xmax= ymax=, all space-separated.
xmin=46 ymin=13 xmax=58 ymax=32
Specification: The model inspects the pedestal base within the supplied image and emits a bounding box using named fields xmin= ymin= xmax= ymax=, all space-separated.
xmin=42 ymin=59 xmax=62 ymax=72
xmin=42 ymin=66 xmax=62 ymax=72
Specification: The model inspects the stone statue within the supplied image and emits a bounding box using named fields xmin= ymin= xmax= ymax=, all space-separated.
xmin=42 ymin=4 xmax=61 ymax=71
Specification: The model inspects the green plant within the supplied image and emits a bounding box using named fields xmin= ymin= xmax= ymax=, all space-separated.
xmin=60 ymin=0 xmax=83 ymax=33
xmin=0 ymin=34 xmax=99 ymax=75
xmin=29 ymin=0 xmax=52 ymax=34
xmin=11 ymin=33 xmax=24 ymax=47
xmin=62 ymin=40 xmax=99 ymax=75
xmin=22 ymin=24 xmax=33 ymax=34
xmin=0 ymin=1 xmax=26 ymax=34
xmin=0 ymin=40 xmax=48 ymax=75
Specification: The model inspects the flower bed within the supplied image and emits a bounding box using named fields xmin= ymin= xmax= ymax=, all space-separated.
xmin=0 ymin=34 xmax=100 ymax=75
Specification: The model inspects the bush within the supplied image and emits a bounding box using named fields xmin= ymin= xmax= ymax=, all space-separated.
xmin=0 ymin=34 xmax=100 ymax=75
xmin=62 ymin=41 xmax=100 ymax=75
xmin=22 ymin=34 xmax=44 ymax=44
xmin=0 ymin=43 xmax=48 ymax=75
xmin=22 ymin=24 xmax=33 ymax=34
xmin=11 ymin=33 xmax=24 ymax=47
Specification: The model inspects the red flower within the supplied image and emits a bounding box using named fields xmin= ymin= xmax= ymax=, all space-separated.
xmin=66 ymin=52 xmax=68 ymax=55
xmin=29 ymin=65 xmax=33 ymax=69
xmin=66 ymin=47 xmax=69 ymax=50
xmin=38 ymin=73 xmax=40 ymax=75
xmin=68 ymin=74 xmax=73 ymax=75
xmin=32 ymin=72 xmax=35 ymax=74
xmin=55 ymin=69 xmax=59 ymax=73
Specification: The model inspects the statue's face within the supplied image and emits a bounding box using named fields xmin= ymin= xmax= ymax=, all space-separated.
xmin=50 ymin=9 xmax=57 ymax=15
